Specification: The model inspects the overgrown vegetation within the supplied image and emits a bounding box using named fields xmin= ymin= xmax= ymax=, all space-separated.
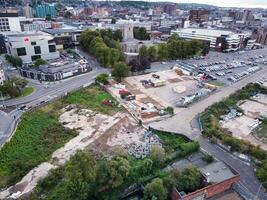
xmin=0 ymin=84 xmax=120 ymax=189
xmin=35 ymin=129 xmax=199 ymax=199
xmin=200 ymin=83 xmax=267 ymax=187
xmin=0 ymin=112 xmax=77 ymax=188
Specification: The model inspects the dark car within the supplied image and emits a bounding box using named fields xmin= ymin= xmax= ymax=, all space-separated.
xmin=152 ymin=74 xmax=160 ymax=79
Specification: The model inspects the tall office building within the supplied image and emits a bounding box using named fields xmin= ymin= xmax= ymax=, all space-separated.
xmin=35 ymin=3 xmax=56 ymax=18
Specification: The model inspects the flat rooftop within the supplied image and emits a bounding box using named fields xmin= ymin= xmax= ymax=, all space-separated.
xmin=173 ymin=28 xmax=245 ymax=38
xmin=200 ymin=161 xmax=236 ymax=184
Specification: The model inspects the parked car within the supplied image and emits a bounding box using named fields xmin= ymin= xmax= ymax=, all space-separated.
xmin=152 ymin=74 xmax=160 ymax=79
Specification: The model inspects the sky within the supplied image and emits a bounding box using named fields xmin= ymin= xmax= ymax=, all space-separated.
xmin=171 ymin=0 xmax=267 ymax=8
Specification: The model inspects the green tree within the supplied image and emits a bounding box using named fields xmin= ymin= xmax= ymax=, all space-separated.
xmin=150 ymin=145 xmax=166 ymax=168
xmin=144 ymin=178 xmax=168 ymax=200
xmin=157 ymin=44 xmax=168 ymax=60
xmin=5 ymin=54 xmax=23 ymax=68
xmin=65 ymin=151 xmax=97 ymax=199
xmin=176 ymin=166 xmax=202 ymax=192
xmin=139 ymin=45 xmax=148 ymax=58
xmin=148 ymin=46 xmax=157 ymax=61
xmin=134 ymin=27 xmax=150 ymax=40
xmin=112 ymin=62 xmax=129 ymax=82
xmin=96 ymin=156 xmax=130 ymax=189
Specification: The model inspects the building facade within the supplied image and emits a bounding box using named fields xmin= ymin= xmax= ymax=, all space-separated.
xmin=0 ymin=12 xmax=21 ymax=32
xmin=189 ymin=9 xmax=209 ymax=23
xmin=171 ymin=28 xmax=251 ymax=52
xmin=42 ymin=28 xmax=82 ymax=51
xmin=4 ymin=32 xmax=59 ymax=63
xmin=35 ymin=4 xmax=56 ymax=18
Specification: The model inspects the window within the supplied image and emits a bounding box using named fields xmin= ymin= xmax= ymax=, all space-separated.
xmin=31 ymin=41 xmax=36 ymax=45
xmin=34 ymin=46 xmax=41 ymax=54
xmin=31 ymin=55 xmax=41 ymax=61
xmin=48 ymin=45 xmax=56 ymax=53
xmin=17 ymin=47 xmax=26 ymax=56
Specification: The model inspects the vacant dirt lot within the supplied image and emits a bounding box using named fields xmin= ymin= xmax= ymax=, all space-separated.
xmin=239 ymin=100 xmax=267 ymax=118
xmin=125 ymin=70 xmax=199 ymax=108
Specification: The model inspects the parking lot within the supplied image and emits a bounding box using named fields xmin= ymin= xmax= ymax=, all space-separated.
xmin=150 ymin=48 xmax=267 ymax=86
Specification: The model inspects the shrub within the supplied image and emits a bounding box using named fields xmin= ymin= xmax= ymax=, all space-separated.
xmin=34 ymin=58 xmax=47 ymax=67
xmin=95 ymin=73 xmax=109 ymax=85
xmin=203 ymin=154 xmax=214 ymax=163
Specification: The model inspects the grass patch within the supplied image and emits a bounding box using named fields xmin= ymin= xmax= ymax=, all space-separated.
xmin=63 ymin=85 xmax=121 ymax=115
xmin=12 ymin=87 xmax=35 ymax=99
xmin=0 ymin=111 xmax=77 ymax=188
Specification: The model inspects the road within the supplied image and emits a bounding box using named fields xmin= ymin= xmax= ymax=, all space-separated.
xmin=0 ymin=50 xmax=109 ymax=147
xmin=149 ymin=65 xmax=267 ymax=139
xmin=149 ymin=59 xmax=267 ymax=199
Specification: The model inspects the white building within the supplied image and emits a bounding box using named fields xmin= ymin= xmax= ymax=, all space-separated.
xmin=171 ymin=28 xmax=251 ymax=52
xmin=0 ymin=13 xmax=21 ymax=32
xmin=0 ymin=68 xmax=5 ymax=85
xmin=4 ymin=31 xmax=60 ymax=63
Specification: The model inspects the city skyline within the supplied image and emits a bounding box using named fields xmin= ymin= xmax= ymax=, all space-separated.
xmin=157 ymin=0 xmax=267 ymax=8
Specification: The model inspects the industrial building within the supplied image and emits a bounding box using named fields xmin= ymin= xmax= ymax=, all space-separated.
xmin=171 ymin=28 xmax=252 ymax=52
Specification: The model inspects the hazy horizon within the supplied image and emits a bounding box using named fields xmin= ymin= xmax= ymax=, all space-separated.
xmin=143 ymin=0 xmax=267 ymax=9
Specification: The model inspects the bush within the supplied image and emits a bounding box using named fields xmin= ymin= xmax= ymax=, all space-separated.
xmin=164 ymin=106 xmax=174 ymax=115
xmin=150 ymin=145 xmax=166 ymax=168
xmin=34 ymin=58 xmax=47 ymax=67
xmin=143 ymin=178 xmax=168 ymax=200
xmin=95 ymin=73 xmax=109 ymax=85
xmin=203 ymin=154 xmax=214 ymax=163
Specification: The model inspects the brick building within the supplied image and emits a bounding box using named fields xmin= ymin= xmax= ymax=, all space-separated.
xmin=189 ymin=9 xmax=209 ymax=23
xmin=171 ymin=161 xmax=241 ymax=200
